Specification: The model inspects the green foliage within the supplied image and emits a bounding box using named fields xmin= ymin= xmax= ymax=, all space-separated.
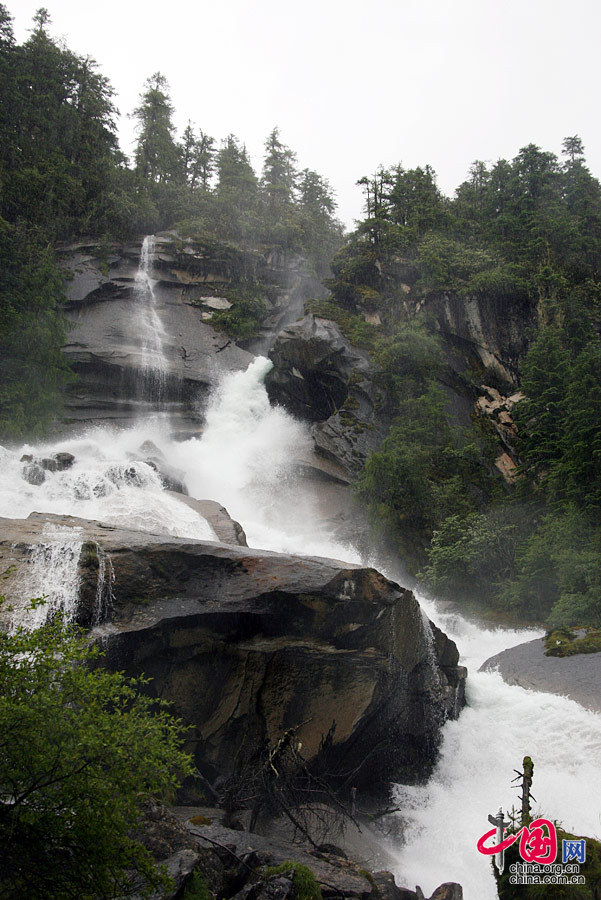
xmin=421 ymin=505 xmax=537 ymax=606
xmin=305 ymin=299 xmax=382 ymax=351
xmin=210 ymin=286 xmax=268 ymax=340
xmin=358 ymin=380 xmax=492 ymax=568
xmin=0 ymin=8 xmax=343 ymax=438
xmin=181 ymin=870 xmax=213 ymax=900
xmin=0 ymin=614 xmax=193 ymax=899
xmin=0 ymin=224 xmax=73 ymax=440
xmin=544 ymin=627 xmax=601 ymax=657
xmin=371 ymin=318 xmax=443 ymax=401
xmin=327 ymin=135 xmax=601 ymax=621
xmin=499 ymin=506 xmax=601 ymax=625
xmin=263 ymin=862 xmax=322 ymax=900
xmin=133 ymin=72 xmax=180 ymax=185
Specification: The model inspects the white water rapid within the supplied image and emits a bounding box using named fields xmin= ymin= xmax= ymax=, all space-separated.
xmin=388 ymin=595 xmax=601 ymax=898
xmin=1 ymin=267 xmax=600 ymax=896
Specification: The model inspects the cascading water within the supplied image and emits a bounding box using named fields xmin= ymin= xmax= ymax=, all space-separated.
xmin=92 ymin=542 xmax=115 ymax=626
xmin=170 ymin=356 xmax=361 ymax=559
xmin=1 ymin=347 xmax=600 ymax=898
xmin=133 ymin=235 xmax=169 ymax=399
xmin=386 ymin=593 xmax=601 ymax=899
xmin=12 ymin=524 xmax=84 ymax=630
xmin=0 ymin=431 xmax=217 ymax=541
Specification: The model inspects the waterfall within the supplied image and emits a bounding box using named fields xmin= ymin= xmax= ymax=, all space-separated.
xmin=0 ymin=435 xmax=217 ymax=541
xmin=13 ymin=524 xmax=84 ymax=630
xmin=170 ymin=356 xmax=361 ymax=559
xmin=2 ymin=353 xmax=601 ymax=898
xmin=93 ymin=543 xmax=115 ymax=626
xmin=133 ymin=235 xmax=169 ymax=400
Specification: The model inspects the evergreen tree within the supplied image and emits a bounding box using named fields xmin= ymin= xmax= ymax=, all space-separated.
xmin=214 ymin=134 xmax=258 ymax=241
xmin=261 ymin=126 xmax=297 ymax=209
xmin=133 ymin=72 xmax=180 ymax=184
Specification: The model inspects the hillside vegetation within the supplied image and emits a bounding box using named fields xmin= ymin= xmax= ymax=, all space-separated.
xmin=325 ymin=141 xmax=601 ymax=626
xmin=0 ymin=5 xmax=343 ymax=438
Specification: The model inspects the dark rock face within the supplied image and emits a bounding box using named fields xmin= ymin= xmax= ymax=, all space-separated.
xmin=266 ymin=316 xmax=369 ymax=421
xmin=480 ymin=637 xmax=601 ymax=712
xmin=58 ymin=237 xmax=254 ymax=432
xmin=1 ymin=513 xmax=465 ymax=793
xmin=267 ymin=316 xmax=392 ymax=476
xmin=419 ymin=291 xmax=536 ymax=387
xmin=58 ymin=236 xmax=325 ymax=433
xmin=20 ymin=451 xmax=76 ymax=485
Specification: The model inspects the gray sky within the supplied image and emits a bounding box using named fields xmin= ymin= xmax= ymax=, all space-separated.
xmin=11 ymin=0 xmax=601 ymax=227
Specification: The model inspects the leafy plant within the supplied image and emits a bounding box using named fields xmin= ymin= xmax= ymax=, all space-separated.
xmin=0 ymin=612 xmax=193 ymax=899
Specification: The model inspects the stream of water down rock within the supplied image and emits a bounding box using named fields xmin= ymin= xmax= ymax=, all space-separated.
xmin=1 ymin=237 xmax=600 ymax=899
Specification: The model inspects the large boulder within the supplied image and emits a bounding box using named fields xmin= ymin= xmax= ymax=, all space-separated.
xmin=480 ymin=637 xmax=601 ymax=712
xmin=266 ymin=316 xmax=392 ymax=476
xmin=0 ymin=513 xmax=466 ymax=793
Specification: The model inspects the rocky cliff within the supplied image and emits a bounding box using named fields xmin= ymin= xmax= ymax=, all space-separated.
xmin=266 ymin=316 xmax=393 ymax=477
xmin=58 ymin=234 xmax=323 ymax=434
xmin=1 ymin=512 xmax=466 ymax=794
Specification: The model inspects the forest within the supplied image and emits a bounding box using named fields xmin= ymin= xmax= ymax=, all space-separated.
xmin=325 ymin=141 xmax=601 ymax=627
xmin=1 ymin=4 xmax=600 ymax=629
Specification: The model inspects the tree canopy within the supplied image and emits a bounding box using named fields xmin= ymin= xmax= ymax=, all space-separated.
xmin=327 ymin=136 xmax=601 ymax=626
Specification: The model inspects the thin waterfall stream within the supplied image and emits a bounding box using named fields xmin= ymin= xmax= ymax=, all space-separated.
xmin=0 ymin=237 xmax=600 ymax=899
xmin=133 ymin=235 xmax=169 ymax=398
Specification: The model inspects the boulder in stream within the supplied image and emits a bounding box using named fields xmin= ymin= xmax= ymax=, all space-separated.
xmin=0 ymin=512 xmax=466 ymax=794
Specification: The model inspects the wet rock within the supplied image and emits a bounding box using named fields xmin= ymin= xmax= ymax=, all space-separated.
xmin=58 ymin=234 xmax=323 ymax=433
xmin=480 ymin=637 xmax=601 ymax=712
xmin=141 ymin=456 xmax=188 ymax=495
xmin=267 ymin=316 xmax=392 ymax=476
xmin=417 ymin=290 xmax=536 ymax=384
xmin=138 ymin=440 xmax=164 ymax=459
xmin=180 ymin=818 xmax=463 ymax=900
xmin=21 ymin=462 xmax=46 ymax=486
xmin=247 ymin=874 xmax=295 ymax=900
xmin=38 ymin=452 xmax=76 ymax=473
xmin=54 ymin=452 xmax=76 ymax=470
xmin=0 ymin=513 xmax=466 ymax=792
xmin=165 ymin=494 xmax=248 ymax=546
xmin=267 ymin=315 xmax=371 ymax=421
xmin=132 ymin=799 xmax=201 ymax=899
xmin=428 ymin=884 xmax=463 ymax=900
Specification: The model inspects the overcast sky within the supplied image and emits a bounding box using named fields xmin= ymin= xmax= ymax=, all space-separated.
xmin=11 ymin=0 xmax=601 ymax=227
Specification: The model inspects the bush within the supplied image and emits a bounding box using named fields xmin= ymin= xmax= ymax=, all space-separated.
xmin=0 ymin=613 xmax=193 ymax=899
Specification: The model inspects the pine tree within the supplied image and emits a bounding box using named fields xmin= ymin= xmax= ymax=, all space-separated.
xmin=261 ymin=127 xmax=296 ymax=209
xmin=133 ymin=72 xmax=180 ymax=183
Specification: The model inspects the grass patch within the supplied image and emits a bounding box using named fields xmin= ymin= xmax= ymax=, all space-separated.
xmin=545 ymin=627 xmax=601 ymax=657
xmin=263 ymin=862 xmax=322 ymax=900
